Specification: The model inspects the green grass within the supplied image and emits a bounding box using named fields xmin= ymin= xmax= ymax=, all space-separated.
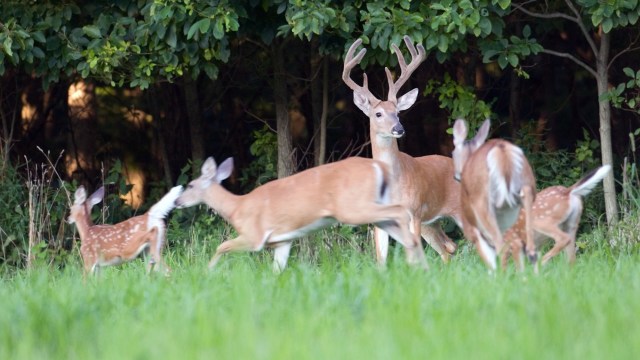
xmin=1 ymin=242 xmax=639 ymax=360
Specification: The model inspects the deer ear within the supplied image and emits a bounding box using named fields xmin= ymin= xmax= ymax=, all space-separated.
xmin=88 ymin=186 xmax=104 ymax=206
xmin=74 ymin=186 xmax=87 ymax=205
xmin=473 ymin=119 xmax=491 ymax=147
xmin=452 ymin=119 xmax=468 ymax=146
xmin=396 ymin=88 xmax=418 ymax=111
xmin=353 ymin=90 xmax=370 ymax=114
xmin=215 ymin=157 xmax=234 ymax=183
xmin=201 ymin=157 xmax=218 ymax=181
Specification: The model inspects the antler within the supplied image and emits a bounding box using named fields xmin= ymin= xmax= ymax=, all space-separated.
xmin=386 ymin=35 xmax=426 ymax=103
xmin=342 ymin=39 xmax=379 ymax=103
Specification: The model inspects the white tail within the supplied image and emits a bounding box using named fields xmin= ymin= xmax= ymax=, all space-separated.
xmin=68 ymin=185 xmax=182 ymax=275
xmin=175 ymin=156 xmax=425 ymax=272
xmin=343 ymin=36 xmax=462 ymax=264
xmin=504 ymin=165 xmax=610 ymax=266
xmin=452 ymin=119 xmax=537 ymax=271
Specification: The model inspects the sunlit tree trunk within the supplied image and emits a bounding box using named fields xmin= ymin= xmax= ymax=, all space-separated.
xmin=66 ymin=80 xmax=98 ymax=184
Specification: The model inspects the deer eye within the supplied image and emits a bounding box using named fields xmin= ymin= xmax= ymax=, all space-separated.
xmin=375 ymin=112 xmax=382 ymax=118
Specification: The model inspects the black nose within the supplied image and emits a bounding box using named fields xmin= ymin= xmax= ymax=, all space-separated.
xmin=391 ymin=124 xmax=405 ymax=137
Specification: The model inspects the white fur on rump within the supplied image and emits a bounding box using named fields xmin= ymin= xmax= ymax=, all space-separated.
xmin=146 ymin=185 xmax=183 ymax=253
xmin=487 ymin=145 xmax=525 ymax=208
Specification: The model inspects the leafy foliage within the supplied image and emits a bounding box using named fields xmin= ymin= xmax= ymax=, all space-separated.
xmin=603 ymin=67 xmax=640 ymax=113
xmin=424 ymin=73 xmax=495 ymax=129
xmin=0 ymin=0 xmax=243 ymax=88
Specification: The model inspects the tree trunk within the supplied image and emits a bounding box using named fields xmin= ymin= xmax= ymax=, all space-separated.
xmin=272 ymin=41 xmax=295 ymax=178
xmin=66 ymin=80 xmax=98 ymax=185
xmin=183 ymin=76 xmax=205 ymax=174
xmin=596 ymin=31 xmax=619 ymax=225
xmin=312 ymin=54 xmax=328 ymax=166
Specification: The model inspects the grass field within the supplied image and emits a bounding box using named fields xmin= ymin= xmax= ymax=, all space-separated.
xmin=1 ymin=239 xmax=639 ymax=360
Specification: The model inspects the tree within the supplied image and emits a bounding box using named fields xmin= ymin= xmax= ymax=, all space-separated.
xmin=511 ymin=0 xmax=640 ymax=225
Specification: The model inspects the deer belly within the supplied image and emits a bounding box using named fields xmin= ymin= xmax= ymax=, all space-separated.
xmin=270 ymin=217 xmax=337 ymax=243
xmin=98 ymin=243 xmax=150 ymax=266
xmin=495 ymin=205 xmax=521 ymax=233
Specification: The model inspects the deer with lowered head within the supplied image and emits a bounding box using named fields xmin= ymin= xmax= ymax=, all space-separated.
xmin=68 ymin=185 xmax=182 ymax=275
xmin=174 ymin=156 xmax=426 ymax=272
xmin=503 ymin=165 xmax=610 ymax=268
xmin=343 ymin=36 xmax=462 ymax=264
xmin=451 ymin=119 xmax=537 ymax=271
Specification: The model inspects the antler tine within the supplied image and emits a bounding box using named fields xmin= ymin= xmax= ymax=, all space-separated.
xmin=387 ymin=35 xmax=426 ymax=103
xmin=342 ymin=39 xmax=378 ymax=103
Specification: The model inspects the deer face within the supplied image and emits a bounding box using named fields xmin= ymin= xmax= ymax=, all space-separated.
xmin=175 ymin=157 xmax=233 ymax=208
xmin=452 ymin=119 xmax=490 ymax=182
xmin=68 ymin=186 xmax=104 ymax=224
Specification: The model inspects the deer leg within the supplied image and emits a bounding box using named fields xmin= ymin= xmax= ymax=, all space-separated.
xmin=421 ymin=224 xmax=456 ymax=263
xmin=374 ymin=205 xmax=427 ymax=270
xmin=474 ymin=229 xmax=498 ymax=271
xmin=470 ymin=203 xmax=503 ymax=270
xmin=535 ymin=222 xmax=572 ymax=266
xmin=373 ymin=227 xmax=390 ymax=266
xmin=521 ymin=185 xmax=537 ymax=265
xmin=272 ymin=241 xmax=293 ymax=273
xmin=208 ymin=231 xmax=273 ymax=270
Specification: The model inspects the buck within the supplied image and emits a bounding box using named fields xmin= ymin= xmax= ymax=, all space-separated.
xmin=68 ymin=185 xmax=183 ymax=275
xmin=174 ymin=156 xmax=425 ymax=272
xmin=452 ymin=119 xmax=536 ymax=271
xmin=343 ymin=36 xmax=462 ymax=264
xmin=503 ymin=165 xmax=610 ymax=267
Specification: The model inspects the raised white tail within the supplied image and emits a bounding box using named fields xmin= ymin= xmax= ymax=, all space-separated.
xmin=175 ymin=156 xmax=423 ymax=272
xmin=452 ymin=119 xmax=537 ymax=271
xmin=504 ymin=165 xmax=610 ymax=266
xmin=68 ymin=185 xmax=182 ymax=275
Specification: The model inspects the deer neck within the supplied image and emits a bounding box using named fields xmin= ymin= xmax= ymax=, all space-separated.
xmin=204 ymin=184 xmax=242 ymax=223
xmin=371 ymin=131 xmax=402 ymax=175
xmin=74 ymin=211 xmax=94 ymax=241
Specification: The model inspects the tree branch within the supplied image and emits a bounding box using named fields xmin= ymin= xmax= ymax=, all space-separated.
xmin=540 ymin=48 xmax=598 ymax=77
xmin=607 ymin=32 xmax=640 ymax=72
xmin=513 ymin=1 xmax=599 ymax=60
xmin=563 ymin=0 xmax=599 ymax=57
xmin=512 ymin=3 xmax=576 ymax=22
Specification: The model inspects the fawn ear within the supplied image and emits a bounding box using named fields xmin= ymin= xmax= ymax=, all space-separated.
xmin=215 ymin=157 xmax=234 ymax=183
xmin=452 ymin=119 xmax=468 ymax=146
xmin=88 ymin=186 xmax=104 ymax=206
xmin=201 ymin=157 xmax=218 ymax=181
xmin=74 ymin=186 xmax=87 ymax=205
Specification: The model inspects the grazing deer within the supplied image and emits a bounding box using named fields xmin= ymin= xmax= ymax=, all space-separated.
xmin=174 ymin=156 xmax=425 ymax=272
xmin=68 ymin=185 xmax=183 ymax=275
xmin=452 ymin=119 xmax=536 ymax=271
xmin=343 ymin=36 xmax=462 ymax=264
xmin=504 ymin=165 xmax=611 ymax=267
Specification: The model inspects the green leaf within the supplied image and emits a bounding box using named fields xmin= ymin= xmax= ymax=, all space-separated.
xmin=166 ymin=25 xmax=177 ymax=47
xmin=508 ymin=53 xmax=518 ymax=67
xmin=2 ymin=37 xmax=13 ymax=57
xmin=602 ymin=18 xmax=613 ymax=33
xmin=522 ymin=25 xmax=531 ymax=38
xmin=32 ymin=31 xmax=46 ymax=43
xmin=498 ymin=55 xmax=508 ymax=69
xmin=32 ymin=47 xmax=44 ymax=59
xmin=623 ymin=67 xmax=635 ymax=77
xmin=82 ymin=25 xmax=102 ymax=39
xmin=437 ymin=35 xmax=448 ymax=53
xmin=188 ymin=19 xmax=209 ymax=40
xmin=498 ymin=0 xmax=510 ymax=10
